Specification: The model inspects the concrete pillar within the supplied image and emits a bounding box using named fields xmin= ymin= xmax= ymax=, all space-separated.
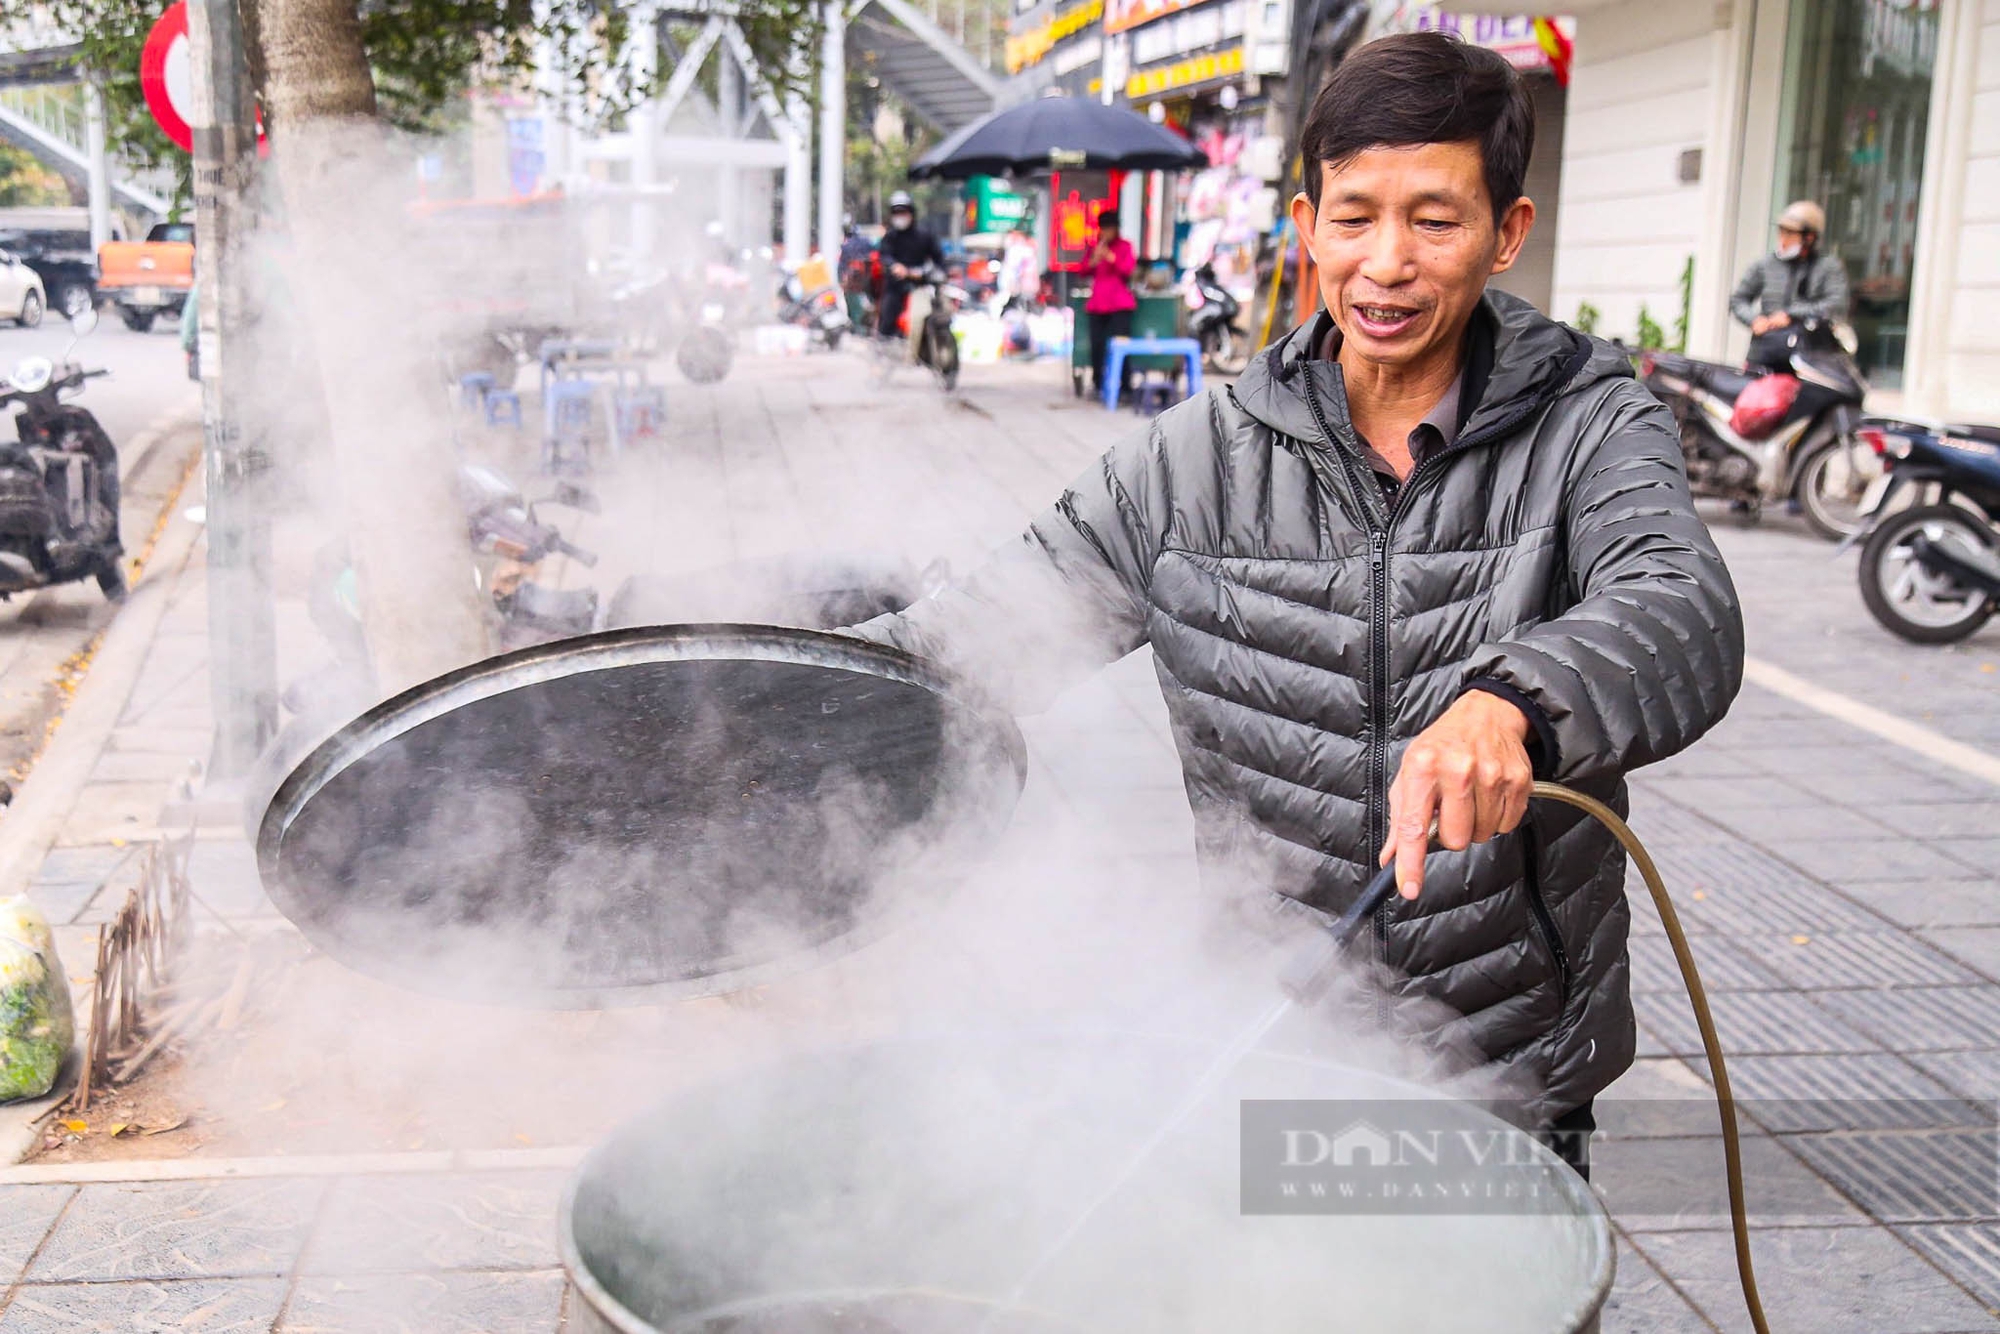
xmin=718 ymin=51 xmax=742 ymax=245
xmin=817 ymin=1 xmax=847 ymax=259
xmin=630 ymin=4 xmax=660 ymax=261
xmin=84 ymin=84 xmax=110 ymax=252
xmin=784 ymin=91 xmax=813 ymax=257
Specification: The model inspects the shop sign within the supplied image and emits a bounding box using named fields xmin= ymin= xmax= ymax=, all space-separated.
xmin=1398 ymin=8 xmax=1576 ymax=76
xmin=1126 ymin=44 xmax=1244 ymax=99
xmin=1131 ymin=0 xmax=1245 ymax=65
xmin=1105 ymin=0 xmax=1211 ymax=37
xmin=1047 ymin=170 xmax=1120 ymax=272
xmin=1007 ymin=0 xmax=1104 ymax=73
xmin=964 ymin=176 xmax=1034 ymax=233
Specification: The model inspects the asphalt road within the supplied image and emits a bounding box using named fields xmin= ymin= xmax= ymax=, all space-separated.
xmin=0 ymin=314 xmax=201 ymax=788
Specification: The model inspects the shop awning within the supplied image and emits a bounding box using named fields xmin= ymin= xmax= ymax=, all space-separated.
xmin=849 ymin=0 xmax=1004 ymax=133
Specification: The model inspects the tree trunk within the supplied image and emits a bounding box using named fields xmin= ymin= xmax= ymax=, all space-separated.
xmin=255 ymin=0 xmax=491 ymax=697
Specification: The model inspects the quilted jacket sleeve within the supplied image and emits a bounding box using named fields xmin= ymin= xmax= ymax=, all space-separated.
xmin=1463 ymin=384 xmax=1744 ymax=783
xmin=850 ymin=417 xmax=1176 ymax=713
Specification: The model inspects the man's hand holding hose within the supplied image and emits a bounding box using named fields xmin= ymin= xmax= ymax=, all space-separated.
xmin=1378 ymin=691 xmax=1535 ymax=900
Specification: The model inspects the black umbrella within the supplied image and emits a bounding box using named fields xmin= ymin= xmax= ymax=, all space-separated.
xmin=911 ymin=96 xmax=1207 ymax=180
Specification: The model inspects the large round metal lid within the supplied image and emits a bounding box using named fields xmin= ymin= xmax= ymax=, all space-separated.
xmin=256 ymin=625 xmax=1026 ymax=1006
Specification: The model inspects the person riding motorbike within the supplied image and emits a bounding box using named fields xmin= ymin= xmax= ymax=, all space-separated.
xmin=838 ymin=216 xmax=874 ymax=327
xmin=875 ymin=192 xmax=945 ymax=340
xmin=1731 ymin=200 xmax=1850 ymax=370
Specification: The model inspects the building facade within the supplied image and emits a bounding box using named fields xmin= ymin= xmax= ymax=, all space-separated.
xmin=1445 ymin=0 xmax=1992 ymax=421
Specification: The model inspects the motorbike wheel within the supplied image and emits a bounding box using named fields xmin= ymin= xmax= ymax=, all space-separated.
xmin=95 ymin=558 xmax=126 ymax=601
xmin=821 ymin=327 xmax=844 ymax=353
xmin=16 ymin=290 xmax=41 ymax=328
xmin=1795 ymin=436 xmax=1880 ymax=541
xmin=1858 ymin=505 xmax=1997 ymax=644
xmin=119 ymin=307 xmax=155 ymax=333
xmin=931 ymin=327 xmax=959 ymax=391
xmin=1204 ymin=325 xmax=1252 ymax=376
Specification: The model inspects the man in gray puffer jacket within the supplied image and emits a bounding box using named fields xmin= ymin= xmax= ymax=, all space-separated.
xmin=862 ymin=33 xmax=1743 ymax=1158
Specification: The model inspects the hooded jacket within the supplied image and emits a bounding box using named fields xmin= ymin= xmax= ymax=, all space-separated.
xmin=860 ymin=291 xmax=1744 ymax=1121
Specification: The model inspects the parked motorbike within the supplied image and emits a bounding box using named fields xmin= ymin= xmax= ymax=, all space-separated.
xmin=0 ymin=307 xmax=123 ymax=601
xmin=1847 ymin=418 xmax=2000 ymax=643
xmin=1184 ymin=263 xmax=1250 ymax=375
xmin=1639 ymin=318 xmax=1875 ymax=539
xmin=775 ymin=261 xmax=851 ymax=351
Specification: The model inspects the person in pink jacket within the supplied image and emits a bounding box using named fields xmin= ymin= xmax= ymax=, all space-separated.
xmin=1084 ymin=207 xmax=1137 ymax=401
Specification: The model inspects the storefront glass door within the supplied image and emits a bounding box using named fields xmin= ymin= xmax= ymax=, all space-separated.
xmin=1772 ymin=0 xmax=1939 ymax=389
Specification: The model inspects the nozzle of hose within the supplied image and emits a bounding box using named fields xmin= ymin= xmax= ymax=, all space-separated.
xmin=1277 ymin=861 xmax=1401 ymax=1005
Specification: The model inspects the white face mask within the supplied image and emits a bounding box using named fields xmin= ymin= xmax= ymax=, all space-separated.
xmin=890 ymin=214 xmax=913 ymax=231
xmin=1776 ymin=241 xmax=1803 ymax=261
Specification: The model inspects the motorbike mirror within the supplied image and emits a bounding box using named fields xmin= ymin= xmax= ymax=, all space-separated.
xmin=68 ymin=305 xmax=98 ymax=337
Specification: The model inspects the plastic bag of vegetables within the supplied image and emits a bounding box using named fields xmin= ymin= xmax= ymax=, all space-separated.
xmin=0 ymin=896 xmax=73 ymax=1102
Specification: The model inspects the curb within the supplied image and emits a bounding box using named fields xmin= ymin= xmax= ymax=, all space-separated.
xmin=0 ymin=422 xmax=207 ymax=1166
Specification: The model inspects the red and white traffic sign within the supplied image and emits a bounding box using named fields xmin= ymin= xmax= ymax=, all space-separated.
xmin=139 ymin=1 xmax=193 ymax=153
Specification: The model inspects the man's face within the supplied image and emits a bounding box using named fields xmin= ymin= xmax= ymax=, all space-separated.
xmin=1289 ymin=140 xmax=1532 ymax=372
xmin=890 ymin=209 xmax=914 ymax=231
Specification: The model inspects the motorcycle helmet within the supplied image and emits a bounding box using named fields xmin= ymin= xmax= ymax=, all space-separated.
xmin=887 ymin=191 xmax=914 ymax=213
xmin=1776 ymin=200 xmax=1825 ymax=238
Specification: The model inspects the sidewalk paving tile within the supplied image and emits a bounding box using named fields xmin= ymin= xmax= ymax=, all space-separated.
xmin=1820 ymin=986 xmax=2000 ymax=1052
xmin=1867 ymin=805 xmax=2000 ymax=840
xmin=1592 ymin=1132 xmax=1870 ymax=1230
xmin=1636 ymin=987 xmax=1880 ymax=1057
xmin=1684 ymin=1053 xmax=1984 ymax=1132
xmin=1630 ymin=774 xmax=1823 ymax=810
xmin=1664 ymin=876 xmax=1895 ymax=937
xmin=1600 ymin=1237 xmax=1711 ymax=1333
xmin=1745 ymin=931 xmax=1983 ymax=990
xmin=1899 ymin=1224 xmax=2000 ymax=1311
xmin=0 ymin=1277 xmax=288 ymax=1331
xmin=26 ymin=1178 xmax=324 ymax=1282
xmin=1755 ymin=835 xmax=1984 ymax=885
xmin=1627 ymin=934 xmax=1788 ymax=993
xmin=1593 ymin=1058 xmax=1729 ymax=1140
xmin=278 ymin=1268 xmax=565 ymax=1333
xmin=0 ymin=1184 xmax=72 ymax=1286
xmin=1912 ymin=1052 xmax=2000 ymax=1102
xmin=1681 ymin=801 xmax=1896 ymax=844
xmin=1852 ymin=880 xmax=2000 ymax=932
xmin=298 ymin=1170 xmax=564 ymax=1275
xmin=1789 ymin=1129 xmax=2000 ymax=1225
xmin=1627 ymin=1225 xmax=1999 ymax=1333
xmin=1919 ymin=928 xmax=2000 ymax=981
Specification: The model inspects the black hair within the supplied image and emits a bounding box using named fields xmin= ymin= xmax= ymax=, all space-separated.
xmin=1298 ymin=31 xmax=1535 ymax=226
xmin=1097 ymin=206 xmax=1120 ymax=228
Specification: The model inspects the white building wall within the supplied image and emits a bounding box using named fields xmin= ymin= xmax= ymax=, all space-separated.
xmin=1939 ymin=0 xmax=2000 ymax=418
xmin=1546 ymin=2 xmax=1724 ymax=339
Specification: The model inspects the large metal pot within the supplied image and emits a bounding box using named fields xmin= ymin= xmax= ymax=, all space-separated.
xmin=562 ymin=1035 xmax=1613 ymax=1333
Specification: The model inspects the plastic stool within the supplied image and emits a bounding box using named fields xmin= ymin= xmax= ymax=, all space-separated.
xmin=615 ymin=385 xmax=666 ymax=440
xmin=484 ymin=389 xmax=522 ymax=428
xmin=1103 ymin=336 xmax=1203 ymax=411
xmin=459 ymin=372 xmax=496 ymax=409
xmin=1132 ymin=371 xmax=1181 ymax=417
xmin=543 ymin=379 xmax=597 ymax=475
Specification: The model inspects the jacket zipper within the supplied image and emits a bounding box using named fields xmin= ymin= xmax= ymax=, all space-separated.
xmin=1297 ymin=364 xmax=1566 ymax=989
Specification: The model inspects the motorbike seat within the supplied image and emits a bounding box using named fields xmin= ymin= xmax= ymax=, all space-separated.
xmin=1694 ymin=364 xmax=1764 ymax=404
xmin=1948 ymin=422 xmax=2000 ymax=447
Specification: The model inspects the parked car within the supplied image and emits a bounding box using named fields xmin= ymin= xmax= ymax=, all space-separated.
xmin=0 ymin=250 xmax=45 ymax=328
xmin=0 ymin=208 xmax=124 ymax=321
xmin=97 ymin=222 xmax=194 ymax=332
xmin=0 ymin=228 xmax=98 ymax=319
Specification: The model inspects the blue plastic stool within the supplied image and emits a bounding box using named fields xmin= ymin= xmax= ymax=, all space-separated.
xmin=459 ymin=372 xmax=496 ymax=410
xmin=543 ymin=379 xmax=597 ymax=474
xmin=483 ymin=389 xmax=522 ymax=428
xmin=1132 ymin=371 xmax=1180 ymax=417
xmin=1103 ymin=336 xmax=1203 ymax=411
xmin=614 ymin=385 xmax=666 ymax=441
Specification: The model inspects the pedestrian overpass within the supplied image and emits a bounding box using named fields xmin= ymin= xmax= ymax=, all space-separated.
xmin=0 ymin=28 xmax=174 ymax=224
